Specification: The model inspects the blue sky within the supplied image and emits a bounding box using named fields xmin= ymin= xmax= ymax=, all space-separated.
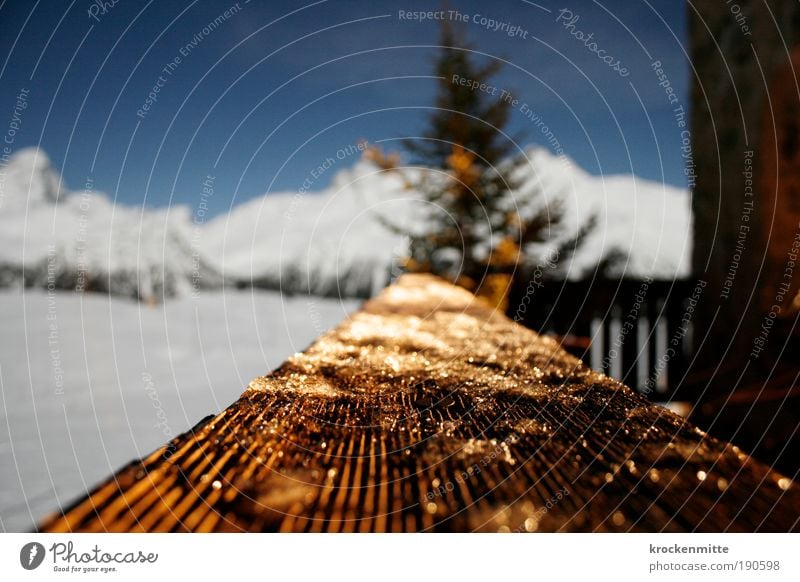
xmin=0 ymin=0 xmax=688 ymax=216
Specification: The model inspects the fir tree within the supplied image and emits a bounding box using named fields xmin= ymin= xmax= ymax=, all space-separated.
xmin=400 ymin=19 xmax=569 ymax=309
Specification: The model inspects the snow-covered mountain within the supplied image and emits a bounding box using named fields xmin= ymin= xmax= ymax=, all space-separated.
xmin=202 ymin=147 xmax=692 ymax=293
xmin=200 ymin=162 xmax=425 ymax=297
xmin=512 ymin=148 xmax=692 ymax=279
xmin=0 ymin=148 xmax=222 ymax=300
xmin=0 ymin=146 xmax=691 ymax=300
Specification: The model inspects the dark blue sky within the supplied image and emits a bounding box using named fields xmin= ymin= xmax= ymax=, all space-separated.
xmin=0 ymin=0 xmax=688 ymax=216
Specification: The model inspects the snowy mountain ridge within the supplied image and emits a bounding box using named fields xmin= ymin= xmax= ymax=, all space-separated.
xmin=0 ymin=149 xmax=222 ymax=300
xmin=0 ymin=147 xmax=691 ymax=300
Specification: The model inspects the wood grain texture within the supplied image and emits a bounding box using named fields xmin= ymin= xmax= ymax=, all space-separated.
xmin=40 ymin=275 xmax=799 ymax=532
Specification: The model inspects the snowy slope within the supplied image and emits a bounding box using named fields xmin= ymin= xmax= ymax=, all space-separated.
xmin=0 ymin=288 xmax=359 ymax=532
xmin=0 ymin=148 xmax=221 ymax=300
xmin=0 ymin=146 xmax=691 ymax=301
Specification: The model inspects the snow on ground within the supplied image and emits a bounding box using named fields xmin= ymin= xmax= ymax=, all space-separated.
xmin=0 ymin=289 xmax=359 ymax=532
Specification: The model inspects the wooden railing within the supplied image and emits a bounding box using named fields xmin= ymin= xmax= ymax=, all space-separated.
xmin=41 ymin=275 xmax=797 ymax=532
